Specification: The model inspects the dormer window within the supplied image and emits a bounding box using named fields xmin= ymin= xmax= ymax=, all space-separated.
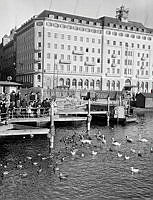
xmin=107 ymin=23 xmax=110 ymax=27
xmin=131 ymin=27 xmax=133 ymax=30
xmin=125 ymin=26 xmax=128 ymax=30
xmin=137 ymin=28 xmax=139 ymax=31
xmin=119 ymin=25 xmax=122 ymax=29
xmin=79 ymin=20 xmax=82 ymax=23
xmin=86 ymin=21 xmax=89 ymax=24
xmin=113 ymin=24 xmax=116 ymax=28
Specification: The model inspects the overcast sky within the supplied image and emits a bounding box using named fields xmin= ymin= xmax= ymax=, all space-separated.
xmin=0 ymin=0 xmax=153 ymax=39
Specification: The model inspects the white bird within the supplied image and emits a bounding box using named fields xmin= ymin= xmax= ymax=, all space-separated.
xmin=130 ymin=148 xmax=136 ymax=153
xmin=126 ymin=136 xmax=133 ymax=143
xmin=92 ymin=150 xmax=97 ymax=156
xmin=81 ymin=139 xmax=92 ymax=145
xmin=117 ymin=152 xmax=122 ymax=158
xmin=33 ymin=162 xmax=38 ymax=166
xmin=59 ymin=172 xmax=68 ymax=181
xmin=124 ymin=155 xmax=130 ymax=160
xmin=3 ymin=171 xmax=9 ymax=175
xmin=71 ymin=149 xmax=78 ymax=156
xmin=27 ymin=156 xmax=32 ymax=160
xmin=138 ymin=135 xmax=148 ymax=143
xmin=130 ymin=167 xmax=139 ymax=174
xmin=81 ymin=153 xmax=85 ymax=157
xmin=112 ymin=138 xmax=121 ymax=147
xmin=101 ymin=135 xmax=106 ymax=144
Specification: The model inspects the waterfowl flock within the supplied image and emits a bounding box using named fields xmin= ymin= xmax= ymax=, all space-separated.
xmin=0 ymin=128 xmax=152 ymax=184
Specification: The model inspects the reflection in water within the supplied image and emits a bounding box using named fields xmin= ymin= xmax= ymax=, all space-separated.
xmin=0 ymin=112 xmax=153 ymax=200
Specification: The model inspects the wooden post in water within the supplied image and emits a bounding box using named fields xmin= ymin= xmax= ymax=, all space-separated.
xmin=107 ymin=96 xmax=110 ymax=126
xmin=48 ymin=101 xmax=55 ymax=153
xmin=87 ymin=98 xmax=92 ymax=133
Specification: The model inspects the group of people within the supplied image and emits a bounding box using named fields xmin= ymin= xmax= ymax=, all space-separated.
xmin=0 ymin=90 xmax=56 ymax=120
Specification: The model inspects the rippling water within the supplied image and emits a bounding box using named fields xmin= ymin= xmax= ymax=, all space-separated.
xmin=0 ymin=111 xmax=153 ymax=200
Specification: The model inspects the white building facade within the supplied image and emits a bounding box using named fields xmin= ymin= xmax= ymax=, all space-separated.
xmin=15 ymin=7 xmax=153 ymax=93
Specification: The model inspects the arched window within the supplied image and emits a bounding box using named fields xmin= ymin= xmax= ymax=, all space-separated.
xmin=96 ymin=80 xmax=100 ymax=89
xmin=37 ymin=75 xmax=41 ymax=82
xmin=116 ymin=81 xmax=120 ymax=91
xmin=137 ymin=81 xmax=140 ymax=91
xmin=90 ymin=80 xmax=94 ymax=90
xmin=66 ymin=78 xmax=70 ymax=88
xmin=72 ymin=79 xmax=77 ymax=88
xmin=107 ymin=80 xmax=110 ymax=91
xmin=78 ymin=79 xmax=83 ymax=88
xmin=112 ymin=81 xmax=115 ymax=91
xmin=125 ymin=79 xmax=131 ymax=86
xmin=59 ymin=78 xmax=64 ymax=86
xmin=84 ymin=79 xmax=89 ymax=89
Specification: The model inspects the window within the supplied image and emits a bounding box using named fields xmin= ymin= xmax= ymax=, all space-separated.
xmin=113 ymin=41 xmax=116 ymax=45
xmin=38 ymin=52 xmax=41 ymax=58
xmin=97 ymin=58 xmax=100 ymax=63
xmin=74 ymin=36 xmax=77 ymax=41
xmin=86 ymin=48 xmax=89 ymax=52
xmin=118 ymin=50 xmax=120 ymax=55
xmin=48 ymin=32 xmax=51 ymax=37
xmin=125 ymin=42 xmax=128 ymax=47
xmin=67 ymin=65 xmax=70 ymax=72
xmin=142 ymin=44 xmax=145 ymax=49
xmin=67 ymin=55 xmax=70 ymax=60
xmin=61 ymin=34 xmax=64 ymax=39
xmin=38 ymin=32 xmax=41 ymax=37
xmin=38 ymin=42 xmax=41 ymax=47
xmin=38 ymin=63 xmax=41 ymax=69
xmin=47 ymin=43 xmax=51 ymax=48
xmin=72 ymin=79 xmax=77 ymax=87
xmin=117 ymin=69 xmax=120 ymax=74
xmin=120 ymin=42 xmax=122 ymax=46
xmin=85 ymin=66 xmax=88 ymax=72
xmin=148 ymin=45 xmax=151 ymax=49
xmin=54 ymin=44 xmax=57 ymax=49
xmin=74 ymin=46 xmax=77 ymax=50
xmin=117 ymin=59 xmax=120 ymax=64
xmin=47 ymin=53 xmax=51 ymax=59
xmin=98 ymin=39 xmax=101 ymax=44
xmin=92 ymin=38 xmax=95 ymax=43
xmin=86 ymin=37 xmax=89 ymax=42
xmin=91 ymin=67 xmax=94 ymax=73
xmin=98 ymin=49 xmax=100 ymax=54
xmin=107 ymin=40 xmax=110 ymax=44
xmin=137 ymin=61 xmax=140 ymax=66
xmin=60 ymin=65 xmax=64 ymax=71
xmin=92 ymin=48 xmax=95 ymax=53
xmin=61 ymin=44 xmax=64 ymax=49
xmin=73 ymin=65 xmax=76 ymax=72
xmin=108 ymin=50 xmax=110 ymax=54
xmin=80 ymin=56 xmax=83 ymax=62
xmin=73 ymin=55 xmax=77 ymax=61
xmin=67 ymin=35 xmax=71 ymax=40
xmin=131 ymin=43 xmax=134 ymax=48
xmin=37 ymin=75 xmax=41 ymax=82
xmin=79 ymin=66 xmax=83 ymax=72
xmin=67 ymin=45 xmax=71 ymax=50
xmin=137 ymin=44 xmax=140 ymax=48
xmin=80 ymin=37 xmax=83 ymax=42
xmin=107 ymin=58 xmax=110 ymax=64
xmin=61 ymin=54 xmax=64 ymax=59
xmin=54 ymin=33 xmax=58 ymax=38
xmin=86 ymin=57 xmax=89 ymax=62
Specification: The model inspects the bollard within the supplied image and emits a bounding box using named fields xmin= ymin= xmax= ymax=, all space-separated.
xmin=107 ymin=96 xmax=110 ymax=126
xmin=48 ymin=102 xmax=55 ymax=154
xmin=87 ymin=98 xmax=91 ymax=133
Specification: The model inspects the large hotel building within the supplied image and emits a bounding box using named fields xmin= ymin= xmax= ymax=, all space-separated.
xmin=2 ymin=6 xmax=153 ymax=93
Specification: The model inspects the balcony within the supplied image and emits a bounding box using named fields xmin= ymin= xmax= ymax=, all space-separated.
xmin=111 ymin=54 xmax=117 ymax=58
xmin=72 ymin=50 xmax=84 ymax=55
xmin=141 ymin=57 xmax=145 ymax=61
xmin=111 ymin=63 xmax=116 ymax=67
xmin=34 ymin=58 xmax=41 ymax=63
xmin=84 ymin=61 xmax=95 ymax=66
xmin=34 ymin=48 xmax=41 ymax=52
xmin=59 ymin=59 xmax=71 ymax=64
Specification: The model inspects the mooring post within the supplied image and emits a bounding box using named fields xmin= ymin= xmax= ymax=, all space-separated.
xmin=87 ymin=98 xmax=92 ymax=133
xmin=107 ymin=96 xmax=110 ymax=126
xmin=48 ymin=101 xmax=55 ymax=154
